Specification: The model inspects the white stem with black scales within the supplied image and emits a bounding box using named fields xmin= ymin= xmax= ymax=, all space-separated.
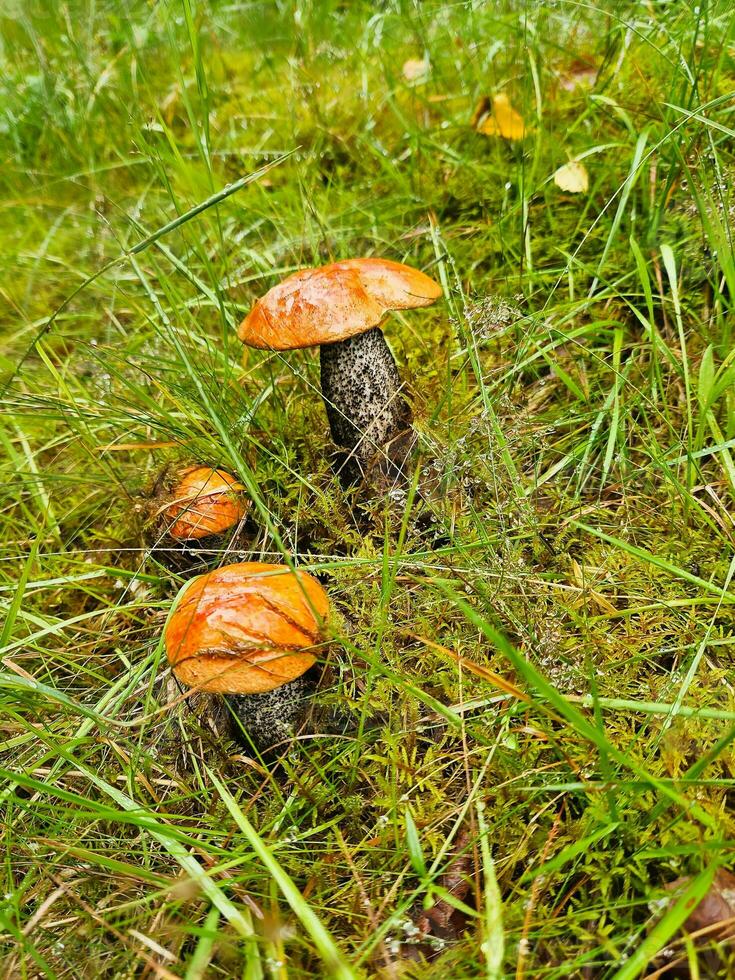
xmin=225 ymin=671 xmax=316 ymax=755
xmin=319 ymin=327 xmax=412 ymax=475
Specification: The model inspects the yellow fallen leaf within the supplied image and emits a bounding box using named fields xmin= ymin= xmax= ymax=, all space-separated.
xmin=474 ymin=93 xmax=526 ymax=141
xmin=402 ymin=57 xmax=429 ymax=83
xmin=553 ymin=160 xmax=589 ymax=193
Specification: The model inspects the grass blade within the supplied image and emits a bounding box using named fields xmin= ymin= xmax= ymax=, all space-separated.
xmin=207 ymin=767 xmax=356 ymax=979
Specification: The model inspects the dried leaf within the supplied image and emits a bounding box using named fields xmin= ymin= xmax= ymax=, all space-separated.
xmin=402 ymin=830 xmax=475 ymax=960
xmin=652 ymin=869 xmax=735 ymax=976
xmin=553 ymin=161 xmax=589 ymax=194
xmin=403 ymin=58 xmax=429 ymax=83
xmin=664 ymin=869 xmax=735 ymax=938
xmin=473 ymin=93 xmax=526 ymax=141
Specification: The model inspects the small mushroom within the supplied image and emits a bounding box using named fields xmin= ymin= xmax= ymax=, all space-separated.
xmin=238 ymin=258 xmax=442 ymax=481
xmin=163 ymin=466 xmax=250 ymax=541
xmin=148 ymin=466 xmax=251 ymax=574
xmin=164 ymin=561 xmax=329 ymax=755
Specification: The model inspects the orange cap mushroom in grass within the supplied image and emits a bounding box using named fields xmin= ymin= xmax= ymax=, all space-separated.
xmin=165 ymin=562 xmax=329 ymax=754
xmin=149 ymin=465 xmax=251 ymax=574
xmin=238 ymin=258 xmax=442 ymax=480
xmin=164 ymin=466 xmax=249 ymax=541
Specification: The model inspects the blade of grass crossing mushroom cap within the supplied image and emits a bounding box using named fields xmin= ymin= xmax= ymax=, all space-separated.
xmin=128 ymin=255 xmax=329 ymax=629
xmin=238 ymin=258 xmax=442 ymax=480
xmin=207 ymin=768 xmax=356 ymax=980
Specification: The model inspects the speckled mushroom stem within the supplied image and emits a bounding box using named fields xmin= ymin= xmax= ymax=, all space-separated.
xmin=224 ymin=670 xmax=317 ymax=756
xmin=319 ymin=327 xmax=413 ymax=477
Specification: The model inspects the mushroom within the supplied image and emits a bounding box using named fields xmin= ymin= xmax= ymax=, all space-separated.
xmin=162 ymin=466 xmax=250 ymax=541
xmin=148 ymin=465 xmax=251 ymax=574
xmin=238 ymin=258 xmax=442 ymax=480
xmin=164 ymin=561 xmax=329 ymax=754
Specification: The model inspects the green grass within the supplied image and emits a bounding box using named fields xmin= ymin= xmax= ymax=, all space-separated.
xmin=2 ymin=0 xmax=735 ymax=976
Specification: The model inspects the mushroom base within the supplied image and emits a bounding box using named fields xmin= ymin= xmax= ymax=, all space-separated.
xmin=320 ymin=328 xmax=413 ymax=482
xmin=224 ymin=669 xmax=318 ymax=756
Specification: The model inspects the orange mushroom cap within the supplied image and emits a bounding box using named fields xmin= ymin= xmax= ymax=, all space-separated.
xmin=238 ymin=257 xmax=441 ymax=350
xmin=163 ymin=467 xmax=249 ymax=541
xmin=164 ymin=562 xmax=329 ymax=694
xmin=331 ymin=258 xmax=442 ymax=309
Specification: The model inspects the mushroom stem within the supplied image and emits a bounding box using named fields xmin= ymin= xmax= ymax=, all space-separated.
xmin=224 ymin=670 xmax=317 ymax=755
xmin=319 ymin=327 xmax=413 ymax=476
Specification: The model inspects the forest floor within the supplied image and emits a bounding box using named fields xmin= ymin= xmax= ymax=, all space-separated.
xmin=2 ymin=1 xmax=735 ymax=977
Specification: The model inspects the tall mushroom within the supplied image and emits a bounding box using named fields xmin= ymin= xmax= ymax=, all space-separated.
xmin=238 ymin=258 xmax=441 ymax=479
xmin=165 ymin=562 xmax=329 ymax=754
